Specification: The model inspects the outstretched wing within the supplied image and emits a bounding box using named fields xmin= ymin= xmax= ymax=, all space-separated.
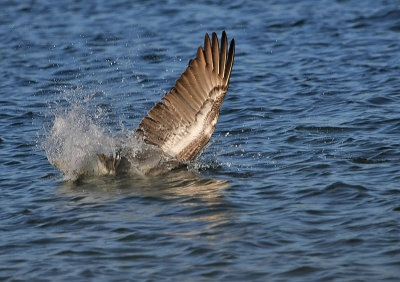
xmin=137 ymin=31 xmax=235 ymax=161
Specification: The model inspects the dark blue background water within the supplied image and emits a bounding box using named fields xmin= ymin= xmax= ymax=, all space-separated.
xmin=1 ymin=0 xmax=400 ymax=280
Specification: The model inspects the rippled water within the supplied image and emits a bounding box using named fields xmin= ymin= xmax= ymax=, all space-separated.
xmin=1 ymin=0 xmax=400 ymax=280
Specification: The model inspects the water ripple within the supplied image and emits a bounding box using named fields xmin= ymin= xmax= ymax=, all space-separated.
xmin=1 ymin=0 xmax=400 ymax=281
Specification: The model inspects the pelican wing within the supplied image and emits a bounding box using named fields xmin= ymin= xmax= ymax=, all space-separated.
xmin=137 ymin=31 xmax=235 ymax=161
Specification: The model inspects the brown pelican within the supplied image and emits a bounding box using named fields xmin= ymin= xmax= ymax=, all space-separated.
xmin=52 ymin=31 xmax=235 ymax=178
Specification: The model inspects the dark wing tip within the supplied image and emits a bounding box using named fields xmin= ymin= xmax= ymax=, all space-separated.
xmin=204 ymin=32 xmax=211 ymax=46
xmin=221 ymin=34 xmax=234 ymax=84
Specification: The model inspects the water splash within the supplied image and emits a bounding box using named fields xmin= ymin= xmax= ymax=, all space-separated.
xmin=40 ymin=83 xmax=222 ymax=180
xmin=41 ymin=94 xmax=185 ymax=180
xmin=42 ymin=99 xmax=118 ymax=180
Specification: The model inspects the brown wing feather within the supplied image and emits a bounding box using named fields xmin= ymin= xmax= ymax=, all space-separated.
xmin=137 ymin=31 xmax=235 ymax=161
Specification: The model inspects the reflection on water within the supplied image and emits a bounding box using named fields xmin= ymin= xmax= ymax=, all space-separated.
xmin=57 ymin=168 xmax=227 ymax=198
xmin=54 ymin=169 xmax=235 ymax=244
xmin=56 ymin=168 xmax=231 ymax=221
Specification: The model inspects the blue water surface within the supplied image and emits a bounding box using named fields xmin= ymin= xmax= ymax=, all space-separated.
xmin=1 ymin=0 xmax=400 ymax=280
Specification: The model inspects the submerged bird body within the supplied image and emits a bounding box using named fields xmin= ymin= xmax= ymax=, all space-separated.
xmin=52 ymin=31 xmax=235 ymax=178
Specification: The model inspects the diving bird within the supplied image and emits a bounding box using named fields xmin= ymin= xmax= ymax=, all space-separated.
xmin=53 ymin=31 xmax=235 ymax=177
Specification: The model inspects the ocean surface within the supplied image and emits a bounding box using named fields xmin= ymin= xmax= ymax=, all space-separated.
xmin=1 ymin=0 xmax=400 ymax=280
